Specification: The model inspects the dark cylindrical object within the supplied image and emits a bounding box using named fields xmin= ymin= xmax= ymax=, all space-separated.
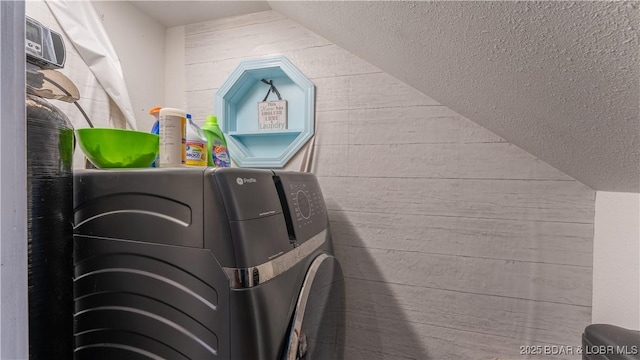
xmin=26 ymin=94 xmax=74 ymax=360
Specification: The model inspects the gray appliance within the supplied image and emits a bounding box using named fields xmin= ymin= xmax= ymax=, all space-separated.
xmin=73 ymin=167 xmax=345 ymax=360
xmin=582 ymin=324 xmax=640 ymax=360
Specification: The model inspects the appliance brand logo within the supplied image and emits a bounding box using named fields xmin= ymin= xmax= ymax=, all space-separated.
xmin=236 ymin=177 xmax=256 ymax=185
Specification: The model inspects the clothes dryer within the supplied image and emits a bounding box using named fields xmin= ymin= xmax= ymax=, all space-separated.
xmin=73 ymin=168 xmax=344 ymax=360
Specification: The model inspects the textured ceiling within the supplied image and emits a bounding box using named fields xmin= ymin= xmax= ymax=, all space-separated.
xmin=269 ymin=1 xmax=639 ymax=193
xmin=132 ymin=1 xmax=639 ymax=192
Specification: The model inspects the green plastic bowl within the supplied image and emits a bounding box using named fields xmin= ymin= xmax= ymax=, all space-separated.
xmin=76 ymin=128 xmax=159 ymax=169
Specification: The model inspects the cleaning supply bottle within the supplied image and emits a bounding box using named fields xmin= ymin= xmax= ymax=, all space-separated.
xmin=159 ymin=107 xmax=186 ymax=167
xmin=201 ymin=115 xmax=230 ymax=167
xmin=185 ymin=114 xmax=208 ymax=167
xmin=149 ymin=106 xmax=161 ymax=167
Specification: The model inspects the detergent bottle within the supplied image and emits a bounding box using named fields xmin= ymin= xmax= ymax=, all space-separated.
xmin=201 ymin=115 xmax=230 ymax=167
xmin=149 ymin=106 xmax=161 ymax=167
xmin=185 ymin=114 xmax=208 ymax=167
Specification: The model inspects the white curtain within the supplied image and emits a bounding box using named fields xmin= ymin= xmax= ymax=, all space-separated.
xmin=44 ymin=0 xmax=137 ymax=130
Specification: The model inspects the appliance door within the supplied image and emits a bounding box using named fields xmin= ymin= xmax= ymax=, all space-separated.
xmin=284 ymin=254 xmax=345 ymax=360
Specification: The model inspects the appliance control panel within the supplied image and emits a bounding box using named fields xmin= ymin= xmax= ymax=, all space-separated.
xmin=26 ymin=16 xmax=65 ymax=69
xmin=288 ymin=181 xmax=326 ymax=228
xmin=273 ymin=171 xmax=328 ymax=244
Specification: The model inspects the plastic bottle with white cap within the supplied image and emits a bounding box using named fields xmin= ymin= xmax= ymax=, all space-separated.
xmin=185 ymin=114 xmax=208 ymax=167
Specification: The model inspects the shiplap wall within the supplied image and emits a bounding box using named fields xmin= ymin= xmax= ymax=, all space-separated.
xmin=184 ymin=11 xmax=595 ymax=359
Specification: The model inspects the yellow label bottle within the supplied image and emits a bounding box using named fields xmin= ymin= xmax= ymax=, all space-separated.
xmin=185 ymin=114 xmax=208 ymax=167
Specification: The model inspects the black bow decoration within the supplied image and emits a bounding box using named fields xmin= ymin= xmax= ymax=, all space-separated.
xmin=261 ymin=79 xmax=283 ymax=102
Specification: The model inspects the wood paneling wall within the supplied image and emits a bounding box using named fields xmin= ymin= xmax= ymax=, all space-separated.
xmin=184 ymin=11 xmax=595 ymax=359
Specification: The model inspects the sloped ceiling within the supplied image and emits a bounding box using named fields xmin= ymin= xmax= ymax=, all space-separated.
xmin=132 ymin=1 xmax=640 ymax=192
xmin=270 ymin=1 xmax=639 ymax=193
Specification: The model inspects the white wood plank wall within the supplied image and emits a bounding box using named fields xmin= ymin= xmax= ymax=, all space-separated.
xmin=184 ymin=11 xmax=595 ymax=359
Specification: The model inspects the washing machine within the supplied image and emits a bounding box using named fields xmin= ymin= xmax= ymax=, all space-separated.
xmin=73 ymin=167 xmax=345 ymax=360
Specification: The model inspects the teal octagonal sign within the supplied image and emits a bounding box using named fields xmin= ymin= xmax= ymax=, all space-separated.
xmin=215 ymin=56 xmax=315 ymax=168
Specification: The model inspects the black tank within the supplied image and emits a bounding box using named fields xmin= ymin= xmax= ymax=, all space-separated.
xmin=26 ymin=93 xmax=74 ymax=360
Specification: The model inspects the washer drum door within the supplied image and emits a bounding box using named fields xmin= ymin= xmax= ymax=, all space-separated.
xmin=284 ymin=254 xmax=345 ymax=360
